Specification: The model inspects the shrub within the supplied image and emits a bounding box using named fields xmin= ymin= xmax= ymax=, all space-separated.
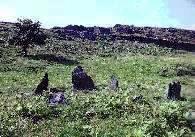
xmin=10 ymin=18 xmax=46 ymax=56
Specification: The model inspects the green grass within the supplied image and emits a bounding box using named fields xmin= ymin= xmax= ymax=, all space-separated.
xmin=0 ymin=46 xmax=194 ymax=137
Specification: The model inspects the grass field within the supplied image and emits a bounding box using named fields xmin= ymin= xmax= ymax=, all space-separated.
xmin=0 ymin=45 xmax=195 ymax=137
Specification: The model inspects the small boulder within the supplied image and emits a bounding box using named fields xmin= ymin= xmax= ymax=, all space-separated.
xmin=132 ymin=95 xmax=143 ymax=102
xmin=48 ymin=88 xmax=68 ymax=106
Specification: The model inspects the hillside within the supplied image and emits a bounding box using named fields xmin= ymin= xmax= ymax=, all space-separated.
xmin=1 ymin=21 xmax=195 ymax=51
xmin=51 ymin=24 xmax=195 ymax=51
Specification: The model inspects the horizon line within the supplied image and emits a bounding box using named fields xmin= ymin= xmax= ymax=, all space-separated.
xmin=0 ymin=20 xmax=194 ymax=31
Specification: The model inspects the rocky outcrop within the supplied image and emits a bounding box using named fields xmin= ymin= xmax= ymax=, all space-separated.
xmin=1 ymin=21 xmax=195 ymax=51
xmin=50 ymin=24 xmax=195 ymax=51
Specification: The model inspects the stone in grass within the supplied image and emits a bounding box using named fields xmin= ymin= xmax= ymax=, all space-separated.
xmin=132 ymin=95 xmax=143 ymax=102
xmin=72 ymin=66 xmax=95 ymax=91
xmin=153 ymin=96 xmax=163 ymax=101
xmin=165 ymin=80 xmax=183 ymax=101
xmin=34 ymin=73 xmax=49 ymax=95
xmin=85 ymin=110 xmax=96 ymax=119
xmin=48 ymin=88 xmax=68 ymax=106
xmin=109 ymin=75 xmax=119 ymax=91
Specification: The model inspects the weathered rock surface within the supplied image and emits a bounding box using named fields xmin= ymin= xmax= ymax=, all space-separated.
xmin=72 ymin=66 xmax=95 ymax=91
xmin=48 ymin=88 xmax=68 ymax=106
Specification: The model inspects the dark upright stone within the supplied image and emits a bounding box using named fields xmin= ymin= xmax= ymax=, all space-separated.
xmin=34 ymin=73 xmax=49 ymax=95
xmin=72 ymin=66 xmax=95 ymax=90
xmin=166 ymin=81 xmax=182 ymax=100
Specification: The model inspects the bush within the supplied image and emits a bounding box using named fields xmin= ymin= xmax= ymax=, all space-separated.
xmin=10 ymin=18 xmax=46 ymax=56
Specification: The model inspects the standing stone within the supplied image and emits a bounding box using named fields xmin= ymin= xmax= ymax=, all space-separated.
xmin=109 ymin=75 xmax=119 ymax=91
xmin=72 ymin=66 xmax=95 ymax=90
xmin=174 ymin=81 xmax=181 ymax=99
xmin=167 ymin=83 xmax=173 ymax=99
xmin=165 ymin=81 xmax=182 ymax=100
xmin=34 ymin=73 xmax=49 ymax=95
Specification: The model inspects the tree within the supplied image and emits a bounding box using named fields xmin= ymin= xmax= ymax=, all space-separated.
xmin=12 ymin=18 xmax=46 ymax=56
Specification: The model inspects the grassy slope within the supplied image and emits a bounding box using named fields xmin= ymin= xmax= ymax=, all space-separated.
xmin=0 ymin=46 xmax=194 ymax=137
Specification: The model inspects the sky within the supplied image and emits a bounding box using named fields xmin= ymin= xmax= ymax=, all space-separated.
xmin=0 ymin=0 xmax=195 ymax=29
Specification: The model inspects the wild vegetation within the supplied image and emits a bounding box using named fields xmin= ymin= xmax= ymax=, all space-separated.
xmin=0 ymin=19 xmax=195 ymax=137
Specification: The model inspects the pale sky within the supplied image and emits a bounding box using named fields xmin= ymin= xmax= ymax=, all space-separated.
xmin=0 ymin=0 xmax=195 ymax=29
